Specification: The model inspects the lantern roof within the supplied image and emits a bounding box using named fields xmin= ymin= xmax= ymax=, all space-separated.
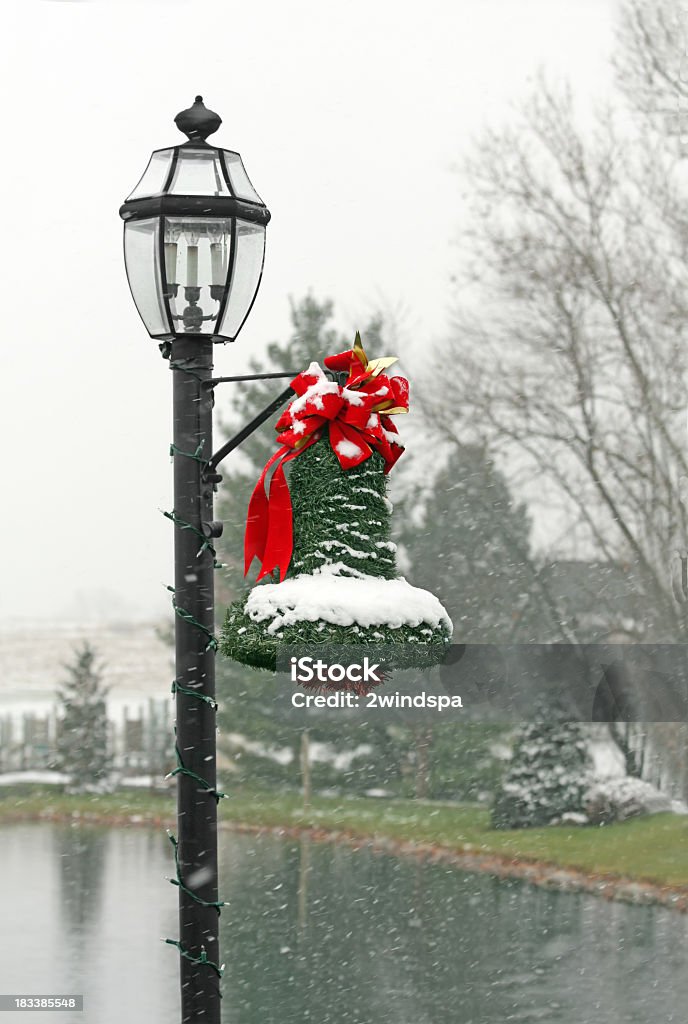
xmin=119 ymin=97 xmax=270 ymax=227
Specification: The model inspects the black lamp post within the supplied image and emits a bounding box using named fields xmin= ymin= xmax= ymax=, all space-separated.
xmin=120 ymin=97 xmax=271 ymax=1024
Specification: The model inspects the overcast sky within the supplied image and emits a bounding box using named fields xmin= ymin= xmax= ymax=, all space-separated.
xmin=0 ymin=0 xmax=617 ymax=625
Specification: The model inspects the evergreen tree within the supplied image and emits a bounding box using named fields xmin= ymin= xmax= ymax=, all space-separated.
xmin=396 ymin=443 xmax=544 ymax=642
xmin=491 ymin=702 xmax=591 ymax=829
xmin=393 ymin=445 xmax=547 ymax=803
xmin=55 ymin=642 xmax=111 ymax=790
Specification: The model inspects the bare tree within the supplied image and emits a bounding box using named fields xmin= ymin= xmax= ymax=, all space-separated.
xmin=422 ymin=3 xmax=688 ymax=642
xmin=614 ymin=0 xmax=688 ymax=140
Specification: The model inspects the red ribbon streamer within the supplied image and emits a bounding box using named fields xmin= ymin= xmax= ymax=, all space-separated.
xmin=244 ymin=342 xmax=409 ymax=582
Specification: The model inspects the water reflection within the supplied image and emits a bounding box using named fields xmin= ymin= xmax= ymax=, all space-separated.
xmin=221 ymin=833 xmax=687 ymax=1024
xmin=0 ymin=824 xmax=686 ymax=1023
xmin=1 ymin=824 xmax=178 ymax=1024
xmin=55 ymin=826 xmax=106 ymax=937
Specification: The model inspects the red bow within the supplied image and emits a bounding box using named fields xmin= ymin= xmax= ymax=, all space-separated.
xmin=244 ymin=335 xmax=409 ymax=582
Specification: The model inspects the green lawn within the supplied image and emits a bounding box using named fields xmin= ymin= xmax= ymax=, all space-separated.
xmin=0 ymin=786 xmax=173 ymax=823
xmin=1 ymin=784 xmax=687 ymax=887
xmin=223 ymin=789 xmax=688 ymax=887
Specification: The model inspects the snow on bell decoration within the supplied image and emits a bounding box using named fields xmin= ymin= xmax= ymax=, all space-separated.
xmin=220 ymin=335 xmax=453 ymax=683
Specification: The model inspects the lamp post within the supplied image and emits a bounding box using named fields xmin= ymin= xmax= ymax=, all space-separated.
xmin=120 ymin=96 xmax=271 ymax=1023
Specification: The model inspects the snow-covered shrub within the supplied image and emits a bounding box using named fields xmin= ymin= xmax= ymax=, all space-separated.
xmin=584 ymin=774 xmax=673 ymax=824
xmin=491 ymin=704 xmax=591 ymax=829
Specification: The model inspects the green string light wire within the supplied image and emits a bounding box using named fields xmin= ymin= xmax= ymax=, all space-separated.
xmin=163 ymin=940 xmax=225 ymax=981
xmin=171 ymin=678 xmax=218 ymax=711
xmin=166 ymin=739 xmax=227 ymax=803
xmin=164 ymin=353 xmax=207 ymax=384
xmin=166 ymin=831 xmax=226 ymax=913
xmin=169 ymin=441 xmax=207 ymax=464
xmin=162 ymin=350 xmax=226 ymax=995
xmin=167 ymin=591 xmax=219 ymax=652
xmin=161 ymin=509 xmax=218 ymax=562
xmin=161 ymin=509 xmax=224 ymax=569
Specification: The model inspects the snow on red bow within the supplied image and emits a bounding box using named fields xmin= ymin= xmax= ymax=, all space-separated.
xmin=244 ymin=334 xmax=409 ymax=582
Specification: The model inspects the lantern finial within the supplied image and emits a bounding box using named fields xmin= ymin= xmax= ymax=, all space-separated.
xmin=174 ymin=96 xmax=222 ymax=143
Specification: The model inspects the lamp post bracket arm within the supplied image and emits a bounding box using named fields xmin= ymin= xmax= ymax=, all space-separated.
xmin=203 ymin=371 xmax=298 ymax=389
xmin=205 ymin=385 xmax=294 ymax=475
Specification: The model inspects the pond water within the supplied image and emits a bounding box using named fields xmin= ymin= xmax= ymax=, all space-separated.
xmin=2 ymin=822 xmax=686 ymax=1023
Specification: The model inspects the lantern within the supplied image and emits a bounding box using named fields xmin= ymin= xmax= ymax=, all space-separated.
xmin=119 ymin=96 xmax=271 ymax=343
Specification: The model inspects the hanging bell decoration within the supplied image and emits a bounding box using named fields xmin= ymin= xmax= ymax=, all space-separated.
xmin=220 ymin=334 xmax=453 ymax=683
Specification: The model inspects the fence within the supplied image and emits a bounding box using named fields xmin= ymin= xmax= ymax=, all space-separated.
xmin=0 ymin=699 xmax=173 ymax=782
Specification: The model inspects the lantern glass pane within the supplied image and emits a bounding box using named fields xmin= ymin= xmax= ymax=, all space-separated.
xmin=218 ymin=220 xmax=265 ymax=339
xmin=123 ymin=218 xmax=169 ymax=337
xmin=126 ymin=149 xmax=174 ymax=201
xmin=168 ymin=149 xmax=230 ymax=196
xmin=222 ymin=151 xmax=263 ymax=203
xmin=163 ymin=217 xmax=232 ymax=336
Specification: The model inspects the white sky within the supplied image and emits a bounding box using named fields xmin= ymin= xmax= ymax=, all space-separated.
xmin=0 ymin=0 xmax=617 ymax=624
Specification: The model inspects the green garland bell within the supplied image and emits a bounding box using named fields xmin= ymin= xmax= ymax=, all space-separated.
xmin=220 ymin=335 xmax=452 ymax=675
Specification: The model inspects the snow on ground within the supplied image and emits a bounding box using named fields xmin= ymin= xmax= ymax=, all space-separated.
xmin=0 ymin=770 xmax=174 ymax=790
xmin=224 ymin=734 xmax=374 ymax=773
xmin=308 ymin=741 xmax=374 ymax=771
xmin=0 ymin=770 xmax=70 ymax=786
xmin=225 ymin=733 xmax=295 ymax=766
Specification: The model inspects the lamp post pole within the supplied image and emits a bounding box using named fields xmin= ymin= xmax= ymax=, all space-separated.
xmin=171 ymin=336 xmax=221 ymax=1022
